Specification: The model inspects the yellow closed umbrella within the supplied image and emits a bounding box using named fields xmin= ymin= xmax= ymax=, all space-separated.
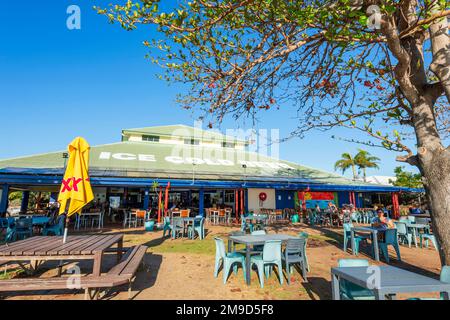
xmin=58 ymin=137 xmax=94 ymax=242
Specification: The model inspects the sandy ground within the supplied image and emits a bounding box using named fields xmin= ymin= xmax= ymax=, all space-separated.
xmin=1 ymin=222 xmax=443 ymax=300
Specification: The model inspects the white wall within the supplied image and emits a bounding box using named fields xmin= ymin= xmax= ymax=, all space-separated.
xmin=247 ymin=188 xmax=275 ymax=214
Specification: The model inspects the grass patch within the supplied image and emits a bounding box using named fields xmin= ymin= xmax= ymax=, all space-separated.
xmin=150 ymin=238 xmax=216 ymax=256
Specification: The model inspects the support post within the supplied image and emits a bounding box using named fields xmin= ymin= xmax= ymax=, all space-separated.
xmin=199 ymin=189 xmax=205 ymax=217
xmin=0 ymin=184 xmax=10 ymax=216
xmin=143 ymin=188 xmax=150 ymax=211
xmin=20 ymin=191 xmax=30 ymax=214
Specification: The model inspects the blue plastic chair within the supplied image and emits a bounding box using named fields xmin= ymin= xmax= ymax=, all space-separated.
xmin=214 ymin=237 xmax=246 ymax=284
xmin=338 ymin=259 xmax=375 ymax=300
xmin=378 ymin=229 xmax=401 ymax=263
xmin=395 ymin=222 xmax=413 ymax=248
xmin=188 ymin=217 xmax=205 ymax=240
xmin=250 ymin=240 xmax=283 ymax=288
xmin=42 ymin=215 xmax=65 ymax=236
xmin=282 ymin=238 xmax=308 ymax=284
xmin=15 ymin=218 xmax=33 ymax=240
xmin=343 ymin=223 xmax=368 ymax=254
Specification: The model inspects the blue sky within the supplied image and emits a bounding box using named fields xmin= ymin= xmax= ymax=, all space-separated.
xmin=0 ymin=0 xmax=416 ymax=178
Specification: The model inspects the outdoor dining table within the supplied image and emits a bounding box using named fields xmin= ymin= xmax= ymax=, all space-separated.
xmin=404 ymin=223 xmax=430 ymax=248
xmin=350 ymin=226 xmax=384 ymax=261
xmin=77 ymin=212 xmax=103 ymax=229
xmin=331 ymin=265 xmax=450 ymax=300
xmin=0 ymin=234 xmax=123 ymax=276
xmin=228 ymin=234 xmax=298 ymax=285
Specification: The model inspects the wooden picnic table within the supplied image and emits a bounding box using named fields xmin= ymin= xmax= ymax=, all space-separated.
xmin=0 ymin=234 xmax=123 ymax=276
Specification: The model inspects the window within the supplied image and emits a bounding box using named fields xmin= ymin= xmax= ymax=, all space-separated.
xmin=184 ymin=138 xmax=200 ymax=145
xmin=222 ymin=141 xmax=235 ymax=148
xmin=142 ymin=135 xmax=159 ymax=142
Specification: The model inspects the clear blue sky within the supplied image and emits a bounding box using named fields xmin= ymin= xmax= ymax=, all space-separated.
xmin=0 ymin=0 xmax=415 ymax=178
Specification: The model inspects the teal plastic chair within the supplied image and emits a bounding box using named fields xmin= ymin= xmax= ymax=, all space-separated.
xmin=308 ymin=211 xmax=316 ymax=226
xmin=395 ymin=222 xmax=412 ymax=248
xmin=338 ymin=259 xmax=375 ymax=300
xmin=214 ymin=237 xmax=246 ymax=284
xmin=188 ymin=217 xmax=205 ymax=240
xmin=162 ymin=216 xmax=172 ymax=237
xmin=299 ymin=232 xmax=310 ymax=272
xmin=282 ymin=238 xmax=308 ymax=284
xmin=343 ymin=223 xmax=368 ymax=254
xmin=171 ymin=218 xmax=184 ymax=239
xmin=251 ymin=230 xmax=267 ymax=252
xmin=419 ymin=229 xmax=438 ymax=251
xmin=42 ymin=215 xmax=65 ymax=236
xmin=250 ymin=240 xmax=283 ymax=288
xmin=15 ymin=218 xmax=33 ymax=240
xmin=378 ymin=229 xmax=401 ymax=263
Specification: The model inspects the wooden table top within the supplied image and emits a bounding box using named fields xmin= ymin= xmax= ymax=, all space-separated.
xmin=0 ymin=234 xmax=123 ymax=257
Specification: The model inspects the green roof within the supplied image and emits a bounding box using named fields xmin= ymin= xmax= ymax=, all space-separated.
xmin=122 ymin=124 xmax=248 ymax=144
xmin=0 ymin=140 xmax=382 ymax=186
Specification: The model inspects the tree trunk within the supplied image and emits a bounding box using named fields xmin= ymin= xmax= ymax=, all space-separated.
xmin=419 ymin=147 xmax=450 ymax=265
xmin=351 ymin=165 xmax=357 ymax=181
xmin=429 ymin=1 xmax=450 ymax=102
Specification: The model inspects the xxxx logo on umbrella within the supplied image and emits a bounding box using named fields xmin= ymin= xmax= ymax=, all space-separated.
xmin=60 ymin=177 xmax=91 ymax=193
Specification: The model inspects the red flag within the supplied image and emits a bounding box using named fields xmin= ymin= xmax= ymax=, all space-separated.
xmin=164 ymin=182 xmax=171 ymax=217
xmin=157 ymin=187 xmax=163 ymax=223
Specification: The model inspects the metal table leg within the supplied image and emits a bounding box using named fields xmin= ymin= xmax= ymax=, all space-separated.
xmin=245 ymin=244 xmax=251 ymax=285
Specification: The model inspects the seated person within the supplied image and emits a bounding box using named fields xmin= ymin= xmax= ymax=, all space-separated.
xmin=372 ymin=209 xmax=395 ymax=230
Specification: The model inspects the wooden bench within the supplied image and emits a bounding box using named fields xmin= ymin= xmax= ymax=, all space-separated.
xmin=0 ymin=245 xmax=148 ymax=300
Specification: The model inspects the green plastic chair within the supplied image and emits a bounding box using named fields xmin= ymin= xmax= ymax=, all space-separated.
xmin=214 ymin=237 xmax=246 ymax=284
xmin=378 ymin=229 xmax=401 ymax=263
xmin=188 ymin=217 xmax=205 ymax=240
xmin=343 ymin=223 xmax=368 ymax=254
xmin=394 ymin=221 xmax=412 ymax=248
xmin=299 ymin=232 xmax=310 ymax=272
xmin=338 ymin=259 xmax=375 ymax=300
xmin=250 ymin=240 xmax=283 ymax=288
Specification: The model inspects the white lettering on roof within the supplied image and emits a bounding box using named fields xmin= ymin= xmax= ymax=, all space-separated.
xmin=98 ymin=152 xmax=292 ymax=169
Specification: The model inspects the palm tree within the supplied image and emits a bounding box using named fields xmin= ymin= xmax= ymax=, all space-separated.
xmin=354 ymin=149 xmax=380 ymax=182
xmin=334 ymin=152 xmax=358 ymax=180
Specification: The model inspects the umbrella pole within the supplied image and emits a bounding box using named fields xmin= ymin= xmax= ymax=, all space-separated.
xmin=63 ymin=216 xmax=69 ymax=244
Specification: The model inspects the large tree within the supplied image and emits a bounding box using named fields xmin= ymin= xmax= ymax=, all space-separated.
xmin=97 ymin=1 xmax=450 ymax=263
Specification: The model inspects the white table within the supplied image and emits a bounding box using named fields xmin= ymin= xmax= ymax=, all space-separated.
xmin=404 ymin=223 xmax=430 ymax=248
xmin=76 ymin=212 xmax=103 ymax=230
xmin=331 ymin=265 xmax=450 ymax=300
xmin=351 ymin=226 xmax=382 ymax=261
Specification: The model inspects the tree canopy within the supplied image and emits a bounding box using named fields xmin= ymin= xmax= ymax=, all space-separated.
xmin=96 ymin=0 xmax=449 ymax=165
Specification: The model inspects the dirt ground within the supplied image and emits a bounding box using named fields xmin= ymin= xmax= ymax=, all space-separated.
xmin=1 ymin=222 xmax=443 ymax=300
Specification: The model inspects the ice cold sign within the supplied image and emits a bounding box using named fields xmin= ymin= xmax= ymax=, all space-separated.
xmin=98 ymin=152 xmax=294 ymax=170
